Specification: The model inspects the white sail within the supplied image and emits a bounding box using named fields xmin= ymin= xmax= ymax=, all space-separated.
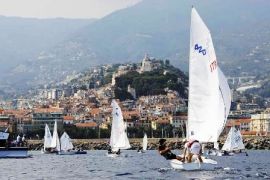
xmin=60 ymin=132 xmax=74 ymax=151
xmin=236 ymin=129 xmax=245 ymax=150
xmin=44 ymin=124 xmax=52 ymax=149
xmin=187 ymin=7 xmax=231 ymax=143
xmin=222 ymin=127 xmax=245 ymax=151
xmin=50 ymin=121 xmax=60 ymax=151
xmin=110 ymin=100 xmax=131 ymax=151
xmin=123 ymin=122 xmax=131 ymax=149
xmin=142 ymin=133 xmax=147 ymax=151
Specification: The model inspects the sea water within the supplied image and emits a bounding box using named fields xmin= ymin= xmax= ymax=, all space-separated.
xmin=0 ymin=150 xmax=269 ymax=180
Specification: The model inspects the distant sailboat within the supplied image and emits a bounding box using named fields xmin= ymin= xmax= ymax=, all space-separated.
xmin=222 ymin=127 xmax=245 ymax=154
xmin=108 ymin=100 xmax=131 ymax=157
xmin=143 ymin=133 xmax=148 ymax=151
xmin=58 ymin=132 xmax=76 ymax=155
xmin=42 ymin=124 xmax=52 ymax=153
xmin=50 ymin=121 xmax=60 ymax=153
xmin=170 ymin=7 xmax=231 ymax=170
xmin=138 ymin=133 xmax=147 ymax=153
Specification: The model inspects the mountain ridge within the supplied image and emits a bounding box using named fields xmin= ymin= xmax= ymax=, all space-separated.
xmin=2 ymin=0 xmax=270 ymax=93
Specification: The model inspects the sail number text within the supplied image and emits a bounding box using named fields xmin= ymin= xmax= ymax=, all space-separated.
xmin=210 ymin=60 xmax=217 ymax=72
xmin=194 ymin=44 xmax=206 ymax=56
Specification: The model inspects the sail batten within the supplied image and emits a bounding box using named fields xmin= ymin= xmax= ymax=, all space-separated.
xmin=187 ymin=7 xmax=231 ymax=143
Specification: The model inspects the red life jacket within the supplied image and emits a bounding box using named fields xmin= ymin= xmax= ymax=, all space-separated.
xmin=187 ymin=140 xmax=199 ymax=148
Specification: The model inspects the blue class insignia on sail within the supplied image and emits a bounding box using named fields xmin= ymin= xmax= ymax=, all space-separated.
xmin=194 ymin=44 xmax=206 ymax=55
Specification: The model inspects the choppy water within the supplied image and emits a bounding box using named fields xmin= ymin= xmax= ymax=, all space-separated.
xmin=0 ymin=150 xmax=270 ymax=180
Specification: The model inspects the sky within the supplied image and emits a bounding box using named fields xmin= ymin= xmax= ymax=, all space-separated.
xmin=0 ymin=0 xmax=141 ymax=19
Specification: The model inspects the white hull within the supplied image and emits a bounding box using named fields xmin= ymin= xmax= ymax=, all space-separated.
xmin=106 ymin=153 xmax=119 ymax=158
xmin=170 ymin=157 xmax=217 ymax=171
xmin=0 ymin=147 xmax=29 ymax=158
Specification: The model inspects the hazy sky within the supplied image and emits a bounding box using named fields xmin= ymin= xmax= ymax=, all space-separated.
xmin=0 ymin=0 xmax=141 ymax=19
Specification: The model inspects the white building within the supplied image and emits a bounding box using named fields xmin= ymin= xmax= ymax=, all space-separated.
xmin=127 ymin=85 xmax=136 ymax=99
xmin=140 ymin=54 xmax=153 ymax=73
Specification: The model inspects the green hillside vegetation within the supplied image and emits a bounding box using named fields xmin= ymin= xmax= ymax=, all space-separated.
xmin=114 ymin=65 xmax=188 ymax=100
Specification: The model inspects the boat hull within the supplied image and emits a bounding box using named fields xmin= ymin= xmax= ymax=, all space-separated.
xmin=170 ymin=157 xmax=217 ymax=170
xmin=75 ymin=151 xmax=87 ymax=154
xmin=58 ymin=151 xmax=76 ymax=155
xmin=41 ymin=149 xmax=59 ymax=154
xmin=106 ymin=153 xmax=120 ymax=158
xmin=0 ymin=147 xmax=29 ymax=158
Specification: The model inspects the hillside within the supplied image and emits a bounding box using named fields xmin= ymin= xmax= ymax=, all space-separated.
xmin=1 ymin=0 xmax=270 ymax=93
xmin=247 ymin=72 xmax=270 ymax=98
xmin=114 ymin=64 xmax=188 ymax=100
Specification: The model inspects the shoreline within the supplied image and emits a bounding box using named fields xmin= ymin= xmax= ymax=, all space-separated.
xmin=26 ymin=137 xmax=270 ymax=151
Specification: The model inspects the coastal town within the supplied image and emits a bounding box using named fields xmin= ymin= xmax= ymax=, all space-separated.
xmin=0 ymin=55 xmax=269 ymax=145
xmin=0 ymin=1 xmax=270 ymax=179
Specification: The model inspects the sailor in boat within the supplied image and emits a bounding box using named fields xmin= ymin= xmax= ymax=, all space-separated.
xmin=158 ymin=139 xmax=183 ymax=161
xmin=16 ymin=134 xmax=23 ymax=147
xmin=182 ymin=139 xmax=203 ymax=163
xmin=108 ymin=147 xmax=121 ymax=155
xmin=137 ymin=146 xmax=143 ymax=153
xmin=223 ymin=150 xmax=229 ymax=156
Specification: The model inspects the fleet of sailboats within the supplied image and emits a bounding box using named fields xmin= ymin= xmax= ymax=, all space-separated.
xmin=43 ymin=121 xmax=86 ymax=155
xmin=3 ymin=5 xmax=248 ymax=175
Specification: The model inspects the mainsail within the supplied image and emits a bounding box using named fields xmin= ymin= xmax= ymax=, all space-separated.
xmin=109 ymin=100 xmax=131 ymax=151
xmin=222 ymin=127 xmax=245 ymax=151
xmin=187 ymin=7 xmax=231 ymax=143
xmin=50 ymin=121 xmax=60 ymax=151
xmin=60 ymin=132 xmax=74 ymax=151
xmin=142 ymin=133 xmax=148 ymax=151
xmin=44 ymin=124 xmax=52 ymax=149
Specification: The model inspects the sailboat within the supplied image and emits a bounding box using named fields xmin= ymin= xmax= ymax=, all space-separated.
xmin=221 ymin=126 xmax=246 ymax=155
xmin=42 ymin=124 xmax=53 ymax=153
xmin=108 ymin=100 xmax=131 ymax=157
xmin=138 ymin=133 xmax=148 ymax=153
xmin=58 ymin=132 xmax=76 ymax=155
xmin=50 ymin=121 xmax=61 ymax=153
xmin=170 ymin=7 xmax=231 ymax=170
xmin=143 ymin=133 xmax=148 ymax=151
